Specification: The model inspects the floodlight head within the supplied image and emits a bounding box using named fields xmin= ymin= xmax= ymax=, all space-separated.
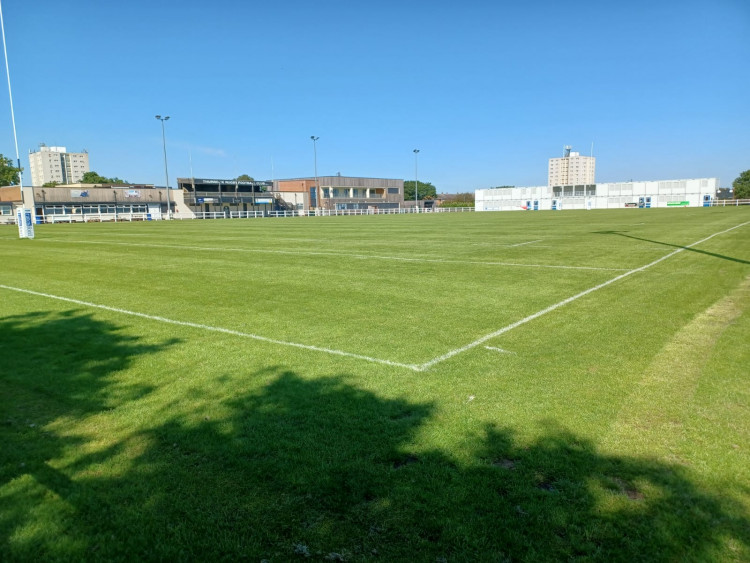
xmin=413 ymin=149 xmax=419 ymax=154
xmin=164 ymin=116 xmax=170 ymax=121
xmin=311 ymin=135 xmax=319 ymax=141
xmin=155 ymin=115 xmax=161 ymax=119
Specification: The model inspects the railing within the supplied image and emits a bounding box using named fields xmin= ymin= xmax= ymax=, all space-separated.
xmin=294 ymin=207 xmax=475 ymax=217
xmin=230 ymin=211 xmax=266 ymax=219
xmin=709 ymin=199 xmax=750 ymax=207
xmin=7 ymin=205 xmax=477 ymax=226
xmin=185 ymin=207 xmax=475 ymax=219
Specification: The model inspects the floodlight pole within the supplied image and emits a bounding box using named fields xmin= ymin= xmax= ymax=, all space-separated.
xmin=413 ymin=149 xmax=419 ymax=212
xmin=156 ymin=115 xmax=171 ymax=219
xmin=311 ymin=136 xmax=320 ymax=213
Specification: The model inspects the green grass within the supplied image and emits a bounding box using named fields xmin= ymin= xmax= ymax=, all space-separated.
xmin=1 ymin=208 xmax=749 ymax=561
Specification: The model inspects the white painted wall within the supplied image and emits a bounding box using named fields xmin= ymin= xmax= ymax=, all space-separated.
xmin=476 ymin=178 xmax=718 ymax=211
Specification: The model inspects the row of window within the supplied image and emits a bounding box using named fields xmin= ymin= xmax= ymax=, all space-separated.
xmin=321 ymin=188 xmax=388 ymax=199
xmin=552 ymin=186 xmax=597 ymax=197
xmin=42 ymin=204 xmax=149 ymax=214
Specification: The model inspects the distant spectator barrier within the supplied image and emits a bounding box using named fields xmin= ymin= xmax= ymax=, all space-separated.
xmin=8 ymin=201 xmax=750 ymax=227
xmin=2 ymin=205 xmax=476 ymax=226
xmin=709 ymin=199 xmax=750 ymax=207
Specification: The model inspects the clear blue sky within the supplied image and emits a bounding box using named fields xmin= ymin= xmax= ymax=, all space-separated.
xmin=1 ymin=0 xmax=748 ymax=192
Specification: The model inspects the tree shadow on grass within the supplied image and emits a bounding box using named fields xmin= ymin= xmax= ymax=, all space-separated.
xmin=5 ymin=364 xmax=747 ymax=561
xmin=0 ymin=310 xmax=177 ymax=553
xmin=593 ymin=229 xmax=750 ymax=265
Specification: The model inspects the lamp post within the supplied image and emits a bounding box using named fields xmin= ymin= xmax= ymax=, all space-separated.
xmin=310 ymin=136 xmax=320 ymax=213
xmin=413 ymin=149 xmax=419 ymax=211
xmin=155 ymin=115 xmax=171 ymax=219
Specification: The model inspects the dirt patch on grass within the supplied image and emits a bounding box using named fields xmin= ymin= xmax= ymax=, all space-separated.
xmin=492 ymin=458 xmax=516 ymax=469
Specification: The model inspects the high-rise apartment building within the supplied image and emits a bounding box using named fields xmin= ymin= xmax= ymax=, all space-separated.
xmin=28 ymin=144 xmax=90 ymax=186
xmin=548 ymin=146 xmax=595 ymax=187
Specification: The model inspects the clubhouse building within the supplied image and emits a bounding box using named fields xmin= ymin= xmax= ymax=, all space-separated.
xmin=273 ymin=176 xmax=404 ymax=211
xmin=176 ymin=175 xmax=404 ymax=215
xmin=0 ymin=183 xmax=187 ymax=223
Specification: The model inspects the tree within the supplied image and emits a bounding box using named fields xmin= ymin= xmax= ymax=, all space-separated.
xmin=439 ymin=192 xmax=474 ymax=207
xmin=0 ymin=153 xmax=21 ymax=186
xmin=80 ymin=171 xmax=128 ymax=184
xmin=236 ymin=174 xmax=254 ymax=182
xmin=732 ymin=170 xmax=750 ymax=199
xmin=80 ymin=172 xmax=105 ymax=183
xmin=403 ymin=180 xmax=437 ymax=201
xmin=43 ymin=181 xmax=60 ymax=187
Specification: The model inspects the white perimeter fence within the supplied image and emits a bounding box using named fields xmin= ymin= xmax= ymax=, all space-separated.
xmin=4 ymin=199 xmax=749 ymax=226
xmin=2 ymin=206 xmax=475 ymax=225
xmin=709 ymin=199 xmax=750 ymax=207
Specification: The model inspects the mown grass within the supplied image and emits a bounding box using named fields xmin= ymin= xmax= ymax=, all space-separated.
xmin=1 ymin=208 xmax=749 ymax=561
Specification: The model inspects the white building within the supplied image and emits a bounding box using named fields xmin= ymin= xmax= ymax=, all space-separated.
xmin=476 ymin=178 xmax=719 ymax=211
xmin=28 ymin=144 xmax=90 ymax=187
xmin=548 ymin=146 xmax=595 ymax=187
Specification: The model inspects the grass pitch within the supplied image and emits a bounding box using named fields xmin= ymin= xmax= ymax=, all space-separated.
xmin=1 ymin=208 xmax=749 ymax=561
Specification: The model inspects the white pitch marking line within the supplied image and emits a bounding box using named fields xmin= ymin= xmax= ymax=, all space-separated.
xmin=41 ymin=238 xmax=629 ymax=272
xmin=416 ymin=220 xmax=750 ymax=371
xmin=0 ymin=284 xmax=421 ymax=372
xmin=484 ymin=346 xmax=515 ymax=354
xmin=508 ymin=239 xmax=542 ymax=247
xmin=471 ymin=239 xmax=541 ymax=247
xmin=8 ymin=221 xmax=746 ymax=372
